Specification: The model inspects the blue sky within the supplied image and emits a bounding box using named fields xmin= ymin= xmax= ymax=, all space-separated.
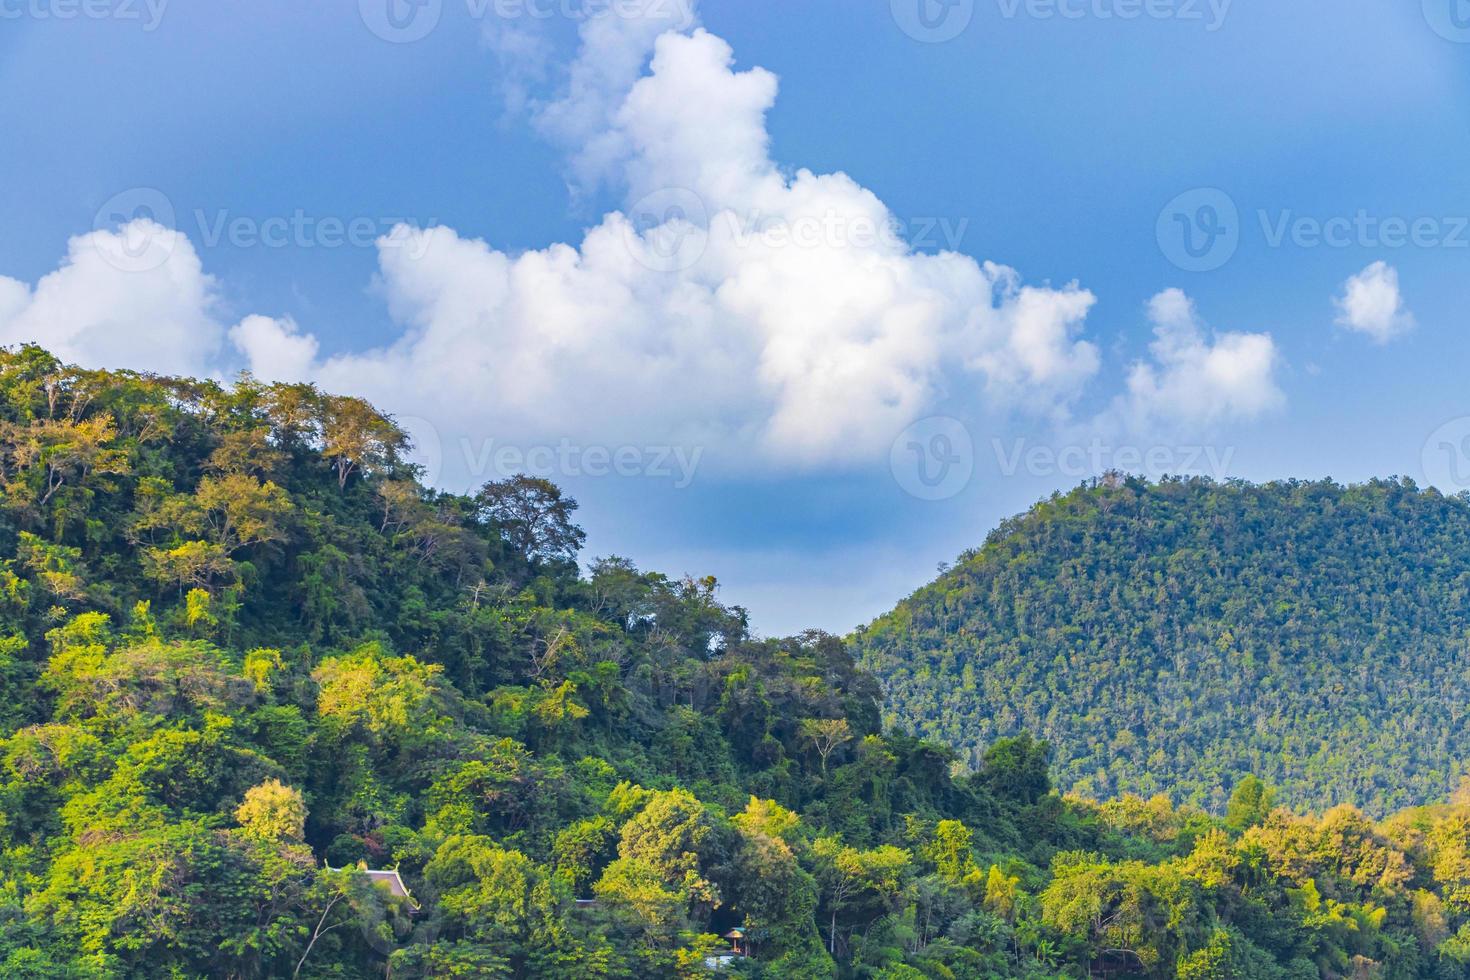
xmin=1 ymin=0 xmax=1467 ymax=635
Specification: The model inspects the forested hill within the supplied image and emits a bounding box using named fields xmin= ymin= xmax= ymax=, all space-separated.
xmin=854 ymin=475 xmax=1470 ymax=815
xmin=13 ymin=347 xmax=1470 ymax=979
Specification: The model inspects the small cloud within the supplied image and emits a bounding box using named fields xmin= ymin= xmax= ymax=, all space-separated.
xmin=1109 ymin=288 xmax=1284 ymax=432
xmin=1334 ymin=261 xmax=1414 ymax=343
xmin=230 ymin=315 xmax=318 ymax=384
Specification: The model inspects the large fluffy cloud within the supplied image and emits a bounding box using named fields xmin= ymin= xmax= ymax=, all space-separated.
xmin=1334 ymin=261 xmax=1413 ymax=343
xmin=3 ymin=2 xmax=1285 ymax=482
xmin=0 ymin=222 xmax=225 ymax=376
xmin=236 ymin=17 xmax=1102 ymax=469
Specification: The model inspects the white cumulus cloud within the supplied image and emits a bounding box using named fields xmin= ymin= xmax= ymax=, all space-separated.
xmin=236 ymin=12 xmax=1104 ymax=470
xmin=230 ymin=314 xmax=318 ymax=384
xmin=1111 ymin=288 xmax=1283 ymax=431
xmin=2 ymin=1 xmax=1288 ymax=484
xmin=0 ymin=222 xmax=225 ymax=376
xmin=1334 ymin=261 xmax=1414 ymax=343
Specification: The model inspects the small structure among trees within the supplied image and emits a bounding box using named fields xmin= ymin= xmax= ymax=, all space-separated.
xmin=722 ymin=928 xmax=748 ymax=957
xmin=326 ymin=862 xmax=421 ymax=915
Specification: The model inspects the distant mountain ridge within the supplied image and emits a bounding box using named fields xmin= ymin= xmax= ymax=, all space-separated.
xmin=853 ymin=476 xmax=1470 ymax=814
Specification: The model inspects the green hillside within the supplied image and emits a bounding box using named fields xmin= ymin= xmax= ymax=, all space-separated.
xmin=854 ymin=475 xmax=1470 ymax=814
xmin=6 ymin=347 xmax=1470 ymax=978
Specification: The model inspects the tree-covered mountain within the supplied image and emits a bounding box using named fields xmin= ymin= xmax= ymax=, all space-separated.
xmin=6 ymin=347 xmax=1470 ymax=978
xmin=854 ymin=475 xmax=1470 ymax=815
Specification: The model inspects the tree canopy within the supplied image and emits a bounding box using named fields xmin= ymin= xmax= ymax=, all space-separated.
xmin=855 ymin=474 xmax=1470 ymax=814
xmin=1 ymin=350 xmax=1469 ymax=978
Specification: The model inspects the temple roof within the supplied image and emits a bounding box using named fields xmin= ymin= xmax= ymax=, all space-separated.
xmin=325 ymin=862 xmax=421 ymax=911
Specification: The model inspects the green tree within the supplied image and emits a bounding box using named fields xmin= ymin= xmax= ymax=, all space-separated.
xmin=475 ymin=475 xmax=586 ymax=565
xmin=1225 ymin=775 xmax=1276 ymax=832
xmin=980 ymin=733 xmax=1052 ymax=805
xmin=235 ymin=778 xmax=307 ymax=842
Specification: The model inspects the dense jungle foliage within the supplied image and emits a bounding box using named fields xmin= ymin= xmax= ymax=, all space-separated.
xmin=855 ymin=475 xmax=1470 ymax=816
xmin=5 ymin=347 xmax=1470 ymax=978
